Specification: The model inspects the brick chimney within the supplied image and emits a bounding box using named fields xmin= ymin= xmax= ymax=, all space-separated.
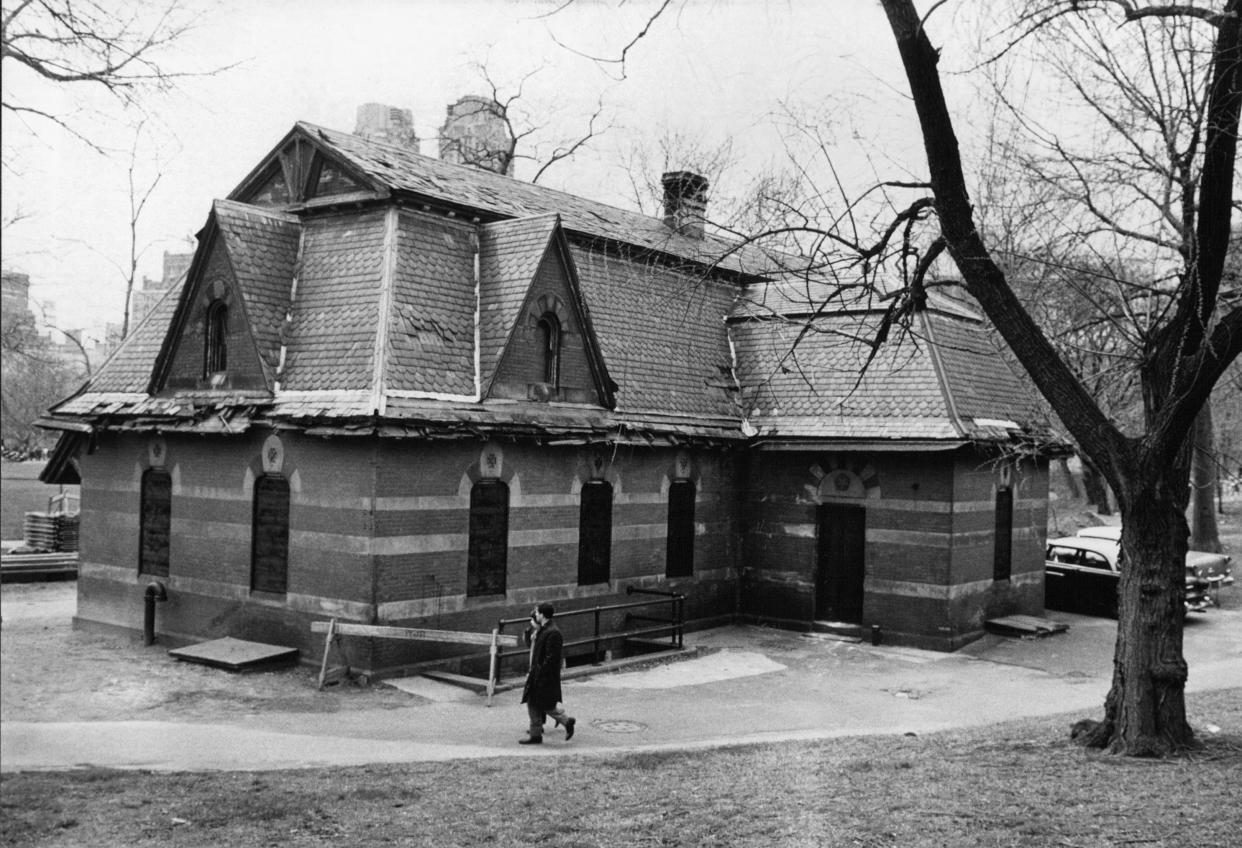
xmin=662 ymin=171 xmax=709 ymax=239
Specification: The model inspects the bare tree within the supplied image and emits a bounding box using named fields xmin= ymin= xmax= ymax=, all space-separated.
xmin=875 ymin=0 xmax=1240 ymax=756
xmin=55 ymin=122 xmax=168 ymax=340
xmin=1 ymin=0 xmax=212 ymax=152
xmin=1 ymin=304 xmax=89 ymax=451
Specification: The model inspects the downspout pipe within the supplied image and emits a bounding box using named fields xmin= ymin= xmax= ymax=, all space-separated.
xmin=143 ymin=581 xmax=168 ymax=646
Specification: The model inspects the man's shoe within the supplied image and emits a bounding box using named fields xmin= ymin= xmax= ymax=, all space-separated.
xmin=518 ymin=735 xmax=542 ymax=745
xmin=564 ymin=718 xmax=576 ymax=741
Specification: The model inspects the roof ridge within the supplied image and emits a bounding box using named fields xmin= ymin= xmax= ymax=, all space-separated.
xmin=300 ymin=121 xmax=658 ymax=223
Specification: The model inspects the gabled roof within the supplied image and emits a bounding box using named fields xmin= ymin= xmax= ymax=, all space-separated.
xmin=235 ymin=123 xmax=777 ymax=278
xmin=478 ymin=214 xmax=614 ymax=407
xmin=149 ymin=201 xmax=298 ymax=395
xmin=478 ymin=215 xmax=560 ymax=395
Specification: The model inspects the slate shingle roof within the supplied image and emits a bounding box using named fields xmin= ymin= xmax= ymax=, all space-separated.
xmin=571 ymin=245 xmax=739 ymax=420
xmin=48 ymin=121 xmax=1053 ymax=450
xmin=923 ymin=312 xmax=1041 ymax=427
xmin=298 ymin=123 xmax=776 ymax=277
xmin=731 ymin=303 xmax=1042 ymax=442
xmin=386 ymin=210 xmax=477 ymax=396
xmin=82 ymin=285 xmax=180 ymax=395
xmin=281 ymin=211 xmax=386 ymax=393
xmin=733 ymin=312 xmax=956 ymax=439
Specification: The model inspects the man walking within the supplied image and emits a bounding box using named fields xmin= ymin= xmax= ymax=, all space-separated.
xmin=519 ymin=603 xmax=577 ymax=745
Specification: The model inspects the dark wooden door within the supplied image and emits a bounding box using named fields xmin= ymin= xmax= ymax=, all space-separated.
xmin=816 ymin=504 xmax=866 ymax=622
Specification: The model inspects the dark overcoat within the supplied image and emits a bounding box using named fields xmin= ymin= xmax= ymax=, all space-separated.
xmin=521 ymin=621 xmax=564 ymax=709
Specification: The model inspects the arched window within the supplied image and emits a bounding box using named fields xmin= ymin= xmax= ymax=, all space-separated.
xmin=578 ymin=481 xmax=613 ymax=585
xmin=252 ymin=474 xmax=290 ymax=595
xmin=204 ymin=300 xmax=228 ymax=376
xmin=666 ymin=479 xmax=695 ymax=578
xmin=467 ymin=479 xmax=509 ymax=596
xmin=139 ymin=467 xmax=172 ymax=577
xmin=536 ymin=312 xmax=561 ymax=388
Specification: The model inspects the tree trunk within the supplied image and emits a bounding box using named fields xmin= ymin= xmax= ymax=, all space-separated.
xmin=1077 ymin=481 xmax=1196 ymax=755
xmin=1081 ymin=458 xmax=1112 ymax=516
xmin=1189 ymin=404 xmax=1221 ymax=551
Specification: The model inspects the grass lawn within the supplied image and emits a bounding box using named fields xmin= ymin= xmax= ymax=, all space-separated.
xmin=2 ymin=688 xmax=1239 ymax=848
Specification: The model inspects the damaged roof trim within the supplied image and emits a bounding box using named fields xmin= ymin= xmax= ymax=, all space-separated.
xmin=35 ymin=417 xmax=95 ymax=433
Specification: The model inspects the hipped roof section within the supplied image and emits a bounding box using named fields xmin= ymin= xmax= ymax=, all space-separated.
xmin=730 ymin=297 xmax=1043 ymax=443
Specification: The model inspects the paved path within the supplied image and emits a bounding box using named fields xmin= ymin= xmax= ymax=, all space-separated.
xmin=3 ymin=605 xmax=1239 ymax=772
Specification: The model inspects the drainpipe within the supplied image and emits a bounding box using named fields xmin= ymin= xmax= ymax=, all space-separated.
xmin=143 ymin=582 xmax=168 ymax=645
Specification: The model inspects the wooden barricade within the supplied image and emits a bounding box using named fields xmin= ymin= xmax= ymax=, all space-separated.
xmin=311 ymin=619 xmax=520 ymax=704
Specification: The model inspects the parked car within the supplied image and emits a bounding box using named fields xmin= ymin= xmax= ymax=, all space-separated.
xmin=1076 ymin=526 xmax=1234 ymax=588
xmin=1045 ymin=535 xmax=1211 ymax=618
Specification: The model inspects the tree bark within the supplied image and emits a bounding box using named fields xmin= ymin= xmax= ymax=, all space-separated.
xmin=1078 ymin=482 xmax=1195 ymax=754
xmin=876 ymin=0 xmax=1240 ymax=756
xmin=1189 ymin=403 xmax=1221 ymax=551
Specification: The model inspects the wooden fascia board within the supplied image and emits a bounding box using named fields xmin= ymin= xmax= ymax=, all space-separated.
xmin=371 ymin=206 xmax=400 ymax=415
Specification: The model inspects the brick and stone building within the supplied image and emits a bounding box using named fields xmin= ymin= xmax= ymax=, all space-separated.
xmin=439 ymin=95 xmax=514 ymax=176
xmin=132 ymin=251 xmax=193 ymax=326
xmin=40 ymin=121 xmax=1061 ymax=674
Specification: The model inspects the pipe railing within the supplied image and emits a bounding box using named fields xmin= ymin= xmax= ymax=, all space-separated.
xmin=494 ymin=590 xmax=685 ymax=686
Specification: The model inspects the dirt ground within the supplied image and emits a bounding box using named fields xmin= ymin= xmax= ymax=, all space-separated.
xmin=0 ymin=582 xmax=417 ymax=724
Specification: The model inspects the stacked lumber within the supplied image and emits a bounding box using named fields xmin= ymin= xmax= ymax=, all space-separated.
xmin=21 ymin=512 xmax=81 ymax=552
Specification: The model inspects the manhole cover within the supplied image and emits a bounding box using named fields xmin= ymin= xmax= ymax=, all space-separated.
xmin=591 ymin=719 xmax=647 ymax=734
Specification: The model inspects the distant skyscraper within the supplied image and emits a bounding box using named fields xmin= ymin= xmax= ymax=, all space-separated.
xmin=1 ymin=271 xmax=32 ymax=322
xmin=132 ymin=250 xmax=193 ymax=324
xmin=355 ymin=103 xmax=420 ymax=150
xmin=439 ymin=96 xmax=514 ymax=176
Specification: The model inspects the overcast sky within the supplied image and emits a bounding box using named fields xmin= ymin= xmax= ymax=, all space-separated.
xmin=2 ymin=0 xmax=948 ymax=339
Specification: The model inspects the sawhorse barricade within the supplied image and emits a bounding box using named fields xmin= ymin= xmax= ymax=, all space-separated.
xmin=310 ymin=619 xmax=520 ymax=704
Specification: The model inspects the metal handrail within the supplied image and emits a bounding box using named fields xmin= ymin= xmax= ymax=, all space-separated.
xmin=494 ymin=591 xmax=685 ymax=686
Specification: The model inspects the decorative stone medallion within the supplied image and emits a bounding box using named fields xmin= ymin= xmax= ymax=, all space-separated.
xmin=261 ymin=434 xmax=285 ymax=474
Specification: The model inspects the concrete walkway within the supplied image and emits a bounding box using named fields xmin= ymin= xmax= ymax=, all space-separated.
xmin=3 ymin=606 xmax=1240 ymax=772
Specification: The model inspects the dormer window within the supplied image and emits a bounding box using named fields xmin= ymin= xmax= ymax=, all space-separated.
xmin=204 ymin=300 xmax=228 ymax=377
xmin=537 ymin=312 xmax=561 ymax=387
